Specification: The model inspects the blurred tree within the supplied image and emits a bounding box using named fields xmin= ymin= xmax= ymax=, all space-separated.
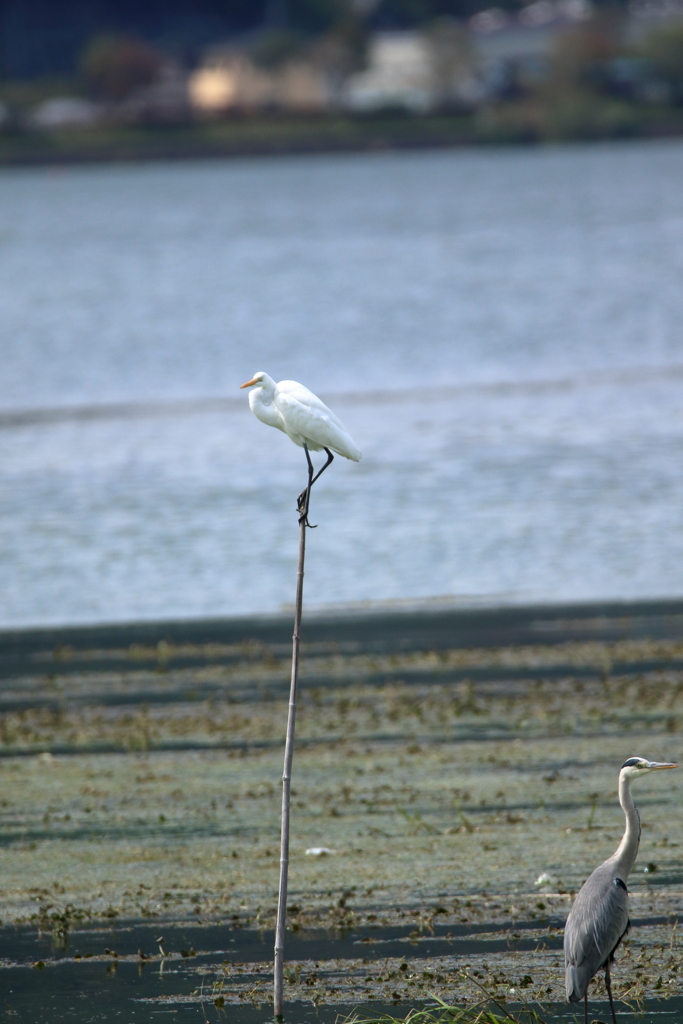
xmin=253 ymin=2 xmax=365 ymax=72
xmin=368 ymin=0 xmax=495 ymax=27
xmin=546 ymin=17 xmax=619 ymax=94
xmin=288 ymin=0 xmax=350 ymax=32
xmin=81 ymin=34 xmax=163 ymax=101
xmin=310 ymin=11 xmax=368 ymax=99
xmin=314 ymin=13 xmax=368 ymax=67
xmin=638 ymin=20 xmax=683 ymax=103
xmin=530 ymin=17 xmax=629 ymax=140
xmin=0 ymin=1 xmax=269 ymax=79
xmin=250 ymin=28 xmax=308 ymax=67
xmin=371 ymin=0 xmax=446 ymax=26
xmin=425 ymin=16 xmax=474 ymax=105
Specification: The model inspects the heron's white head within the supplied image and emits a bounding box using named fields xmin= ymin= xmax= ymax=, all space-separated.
xmin=240 ymin=371 xmax=271 ymax=391
xmin=620 ymin=756 xmax=679 ymax=780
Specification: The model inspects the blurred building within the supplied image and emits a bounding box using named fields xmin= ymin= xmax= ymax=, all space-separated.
xmin=468 ymin=0 xmax=593 ymax=93
xmin=343 ymin=32 xmax=435 ymax=112
xmin=341 ymin=5 xmax=594 ymax=114
xmin=29 ymin=97 xmax=102 ymax=129
xmin=119 ymin=62 xmax=192 ymax=122
xmin=10 ymin=0 xmax=683 ymax=141
xmin=626 ymin=0 xmax=683 ymax=38
xmin=188 ymin=46 xmax=328 ymax=113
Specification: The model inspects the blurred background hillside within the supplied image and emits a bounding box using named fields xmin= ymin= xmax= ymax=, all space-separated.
xmin=3 ymin=0 xmax=683 ymax=156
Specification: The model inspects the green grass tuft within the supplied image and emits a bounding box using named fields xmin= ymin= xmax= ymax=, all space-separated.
xmin=340 ymin=989 xmax=548 ymax=1024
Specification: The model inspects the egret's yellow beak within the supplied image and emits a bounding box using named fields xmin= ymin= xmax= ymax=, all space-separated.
xmin=240 ymin=378 xmax=258 ymax=389
xmin=648 ymin=762 xmax=680 ymax=770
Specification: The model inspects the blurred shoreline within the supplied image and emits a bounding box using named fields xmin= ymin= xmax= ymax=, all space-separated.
xmin=3 ymin=109 xmax=683 ymax=166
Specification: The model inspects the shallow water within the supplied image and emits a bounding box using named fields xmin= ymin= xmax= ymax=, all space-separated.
xmin=0 ymin=918 xmax=566 ymax=964
xmin=0 ymin=919 xmax=681 ymax=1023
xmin=2 ymin=141 xmax=683 ymax=626
xmin=1 ymin=630 xmax=683 ymax=1019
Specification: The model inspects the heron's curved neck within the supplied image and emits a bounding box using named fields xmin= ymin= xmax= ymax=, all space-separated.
xmin=612 ymin=773 xmax=640 ymax=879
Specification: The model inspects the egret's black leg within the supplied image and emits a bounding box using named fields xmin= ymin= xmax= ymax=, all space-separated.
xmin=310 ymin=448 xmax=334 ymax=487
xmin=297 ymin=444 xmax=316 ymax=527
xmin=296 ymin=447 xmax=334 ymax=528
xmin=605 ymin=961 xmax=618 ymax=1024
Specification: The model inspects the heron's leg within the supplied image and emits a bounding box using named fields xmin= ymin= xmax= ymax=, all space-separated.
xmin=584 ymin=990 xmax=588 ymax=1024
xmin=605 ymin=961 xmax=618 ymax=1024
xmin=297 ymin=445 xmax=316 ymax=527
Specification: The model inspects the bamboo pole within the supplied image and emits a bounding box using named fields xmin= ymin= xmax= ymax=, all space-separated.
xmin=273 ymin=510 xmax=306 ymax=1019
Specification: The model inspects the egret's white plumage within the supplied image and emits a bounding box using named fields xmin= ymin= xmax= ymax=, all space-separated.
xmin=240 ymin=372 xmax=362 ymax=462
xmin=241 ymin=374 xmax=358 ymax=1011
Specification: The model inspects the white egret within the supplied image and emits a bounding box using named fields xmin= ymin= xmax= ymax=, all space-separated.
xmin=240 ymin=371 xmax=361 ymax=526
xmin=240 ymin=370 xmax=361 ymax=1019
xmin=564 ymin=757 xmax=679 ymax=1024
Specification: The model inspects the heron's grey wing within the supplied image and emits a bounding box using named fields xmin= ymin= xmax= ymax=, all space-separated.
xmin=564 ymin=869 xmax=630 ymax=1002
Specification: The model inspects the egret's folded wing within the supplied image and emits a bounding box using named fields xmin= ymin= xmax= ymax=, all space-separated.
xmin=275 ymin=391 xmax=361 ymax=460
xmin=276 ymin=381 xmax=349 ymax=433
xmin=276 ymin=391 xmax=345 ymax=441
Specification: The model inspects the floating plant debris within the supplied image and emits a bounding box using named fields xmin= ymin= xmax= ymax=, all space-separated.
xmin=0 ymin=629 xmax=682 ymax=1019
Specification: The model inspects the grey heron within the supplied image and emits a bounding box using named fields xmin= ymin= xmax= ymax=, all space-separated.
xmin=564 ymin=756 xmax=679 ymax=1024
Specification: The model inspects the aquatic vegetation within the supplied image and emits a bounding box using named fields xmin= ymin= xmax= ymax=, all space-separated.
xmin=342 ymin=991 xmax=548 ymax=1024
xmin=343 ymin=1013 xmax=539 ymax=1024
xmin=0 ymin=635 xmax=682 ymax=1013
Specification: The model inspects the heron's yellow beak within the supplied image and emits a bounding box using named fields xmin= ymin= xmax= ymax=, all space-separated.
xmin=240 ymin=378 xmax=258 ymax=389
xmin=648 ymin=762 xmax=680 ymax=770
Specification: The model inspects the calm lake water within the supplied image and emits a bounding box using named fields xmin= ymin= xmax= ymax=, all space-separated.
xmin=1 ymin=140 xmax=683 ymax=628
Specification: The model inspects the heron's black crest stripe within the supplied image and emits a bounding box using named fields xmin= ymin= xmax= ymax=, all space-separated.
xmin=621 ymin=758 xmax=642 ymax=768
xmin=613 ymin=877 xmax=628 ymax=892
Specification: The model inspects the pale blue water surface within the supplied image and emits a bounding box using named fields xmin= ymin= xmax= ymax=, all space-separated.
xmin=1 ymin=140 xmax=683 ymax=627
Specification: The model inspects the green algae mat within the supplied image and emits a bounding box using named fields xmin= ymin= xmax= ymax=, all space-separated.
xmin=1 ymin=601 xmax=683 ymax=1019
